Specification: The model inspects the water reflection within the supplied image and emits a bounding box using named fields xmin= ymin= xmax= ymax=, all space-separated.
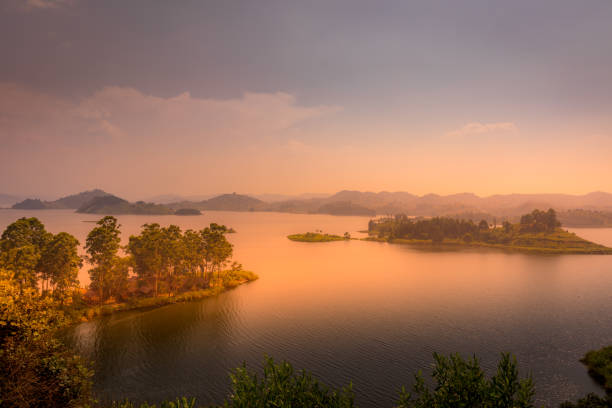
xmin=1 ymin=210 xmax=611 ymax=407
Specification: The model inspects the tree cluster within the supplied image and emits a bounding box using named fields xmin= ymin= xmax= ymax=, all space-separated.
xmin=0 ymin=217 xmax=81 ymax=302
xmin=519 ymin=209 xmax=561 ymax=233
xmin=86 ymin=217 xmax=236 ymax=301
xmin=0 ymin=270 xmax=93 ymax=407
xmin=369 ymin=209 xmax=563 ymax=245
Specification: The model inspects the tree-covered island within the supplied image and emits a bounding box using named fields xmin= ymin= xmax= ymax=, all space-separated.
xmin=367 ymin=209 xmax=612 ymax=254
xmin=0 ymin=216 xmax=257 ymax=322
xmin=288 ymin=231 xmax=351 ymax=242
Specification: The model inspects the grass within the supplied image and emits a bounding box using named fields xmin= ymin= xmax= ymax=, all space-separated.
xmin=287 ymin=232 xmax=349 ymax=242
xmin=71 ymin=270 xmax=258 ymax=322
xmin=581 ymin=345 xmax=612 ymax=393
xmin=364 ymin=230 xmax=612 ymax=254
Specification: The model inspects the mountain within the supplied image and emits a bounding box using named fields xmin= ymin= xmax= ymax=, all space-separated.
xmin=77 ymin=195 xmax=174 ymax=215
xmin=253 ymin=193 xmax=331 ymax=202
xmin=316 ymin=201 xmax=376 ymax=216
xmin=55 ymin=189 xmax=111 ymax=208
xmin=11 ymin=198 xmax=49 ymax=210
xmin=200 ymin=193 xmax=266 ymax=211
xmin=12 ymin=189 xmax=111 ymax=210
xmin=144 ymin=194 xmax=216 ymax=204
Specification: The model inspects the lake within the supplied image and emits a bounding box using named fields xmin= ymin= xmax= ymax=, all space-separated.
xmin=1 ymin=209 xmax=611 ymax=407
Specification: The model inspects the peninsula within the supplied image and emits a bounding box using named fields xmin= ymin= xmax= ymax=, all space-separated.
xmin=366 ymin=209 xmax=612 ymax=254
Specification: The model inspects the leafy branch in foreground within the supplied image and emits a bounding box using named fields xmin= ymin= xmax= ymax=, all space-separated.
xmin=395 ymin=352 xmax=534 ymax=408
xmin=222 ymin=357 xmax=355 ymax=408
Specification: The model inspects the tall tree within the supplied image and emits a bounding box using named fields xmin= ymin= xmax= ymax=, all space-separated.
xmin=39 ymin=232 xmax=82 ymax=301
xmin=85 ymin=216 xmax=121 ymax=301
xmin=127 ymin=223 xmax=165 ymax=297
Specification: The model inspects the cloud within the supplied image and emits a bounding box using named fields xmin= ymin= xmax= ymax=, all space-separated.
xmin=22 ymin=0 xmax=74 ymax=10
xmin=0 ymin=82 xmax=340 ymax=147
xmin=446 ymin=122 xmax=518 ymax=137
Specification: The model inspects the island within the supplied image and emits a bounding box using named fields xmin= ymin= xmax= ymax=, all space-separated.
xmin=366 ymin=209 xmax=612 ymax=254
xmin=581 ymin=345 xmax=612 ymax=393
xmin=174 ymin=208 xmax=202 ymax=215
xmin=76 ymin=195 xmax=174 ymax=215
xmin=0 ymin=216 xmax=257 ymax=323
xmin=12 ymin=189 xmax=111 ymax=209
xmin=288 ymin=231 xmax=351 ymax=242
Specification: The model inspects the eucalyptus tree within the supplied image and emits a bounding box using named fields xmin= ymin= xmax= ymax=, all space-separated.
xmin=85 ymin=216 xmax=121 ymax=301
xmin=201 ymin=223 xmax=233 ymax=280
xmin=39 ymin=232 xmax=82 ymax=301
xmin=181 ymin=229 xmax=205 ymax=277
xmin=127 ymin=223 xmax=165 ymax=297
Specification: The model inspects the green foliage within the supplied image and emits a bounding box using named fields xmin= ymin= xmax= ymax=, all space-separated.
xmin=110 ymin=397 xmax=197 ymax=408
xmin=368 ymin=210 xmax=612 ymax=254
xmin=222 ymin=357 xmax=355 ymax=408
xmin=559 ymin=394 xmax=611 ymax=408
xmin=0 ymin=271 xmax=93 ymax=407
xmin=85 ymin=216 xmax=123 ymax=301
xmin=519 ymin=209 xmax=561 ymax=233
xmin=396 ymin=352 xmax=534 ymax=408
xmin=39 ymin=232 xmax=82 ymax=300
xmin=581 ymin=346 xmax=612 ymax=392
xmin=0 ymin=217 xmax=51 ymax=290
xmin=127 ymin=222 xmax=235 ymax=298
xmin=287 ymin=232 xmax=348 ymax=242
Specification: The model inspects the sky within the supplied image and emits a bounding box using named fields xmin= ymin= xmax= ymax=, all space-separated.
xmin=1 ymin=0 xmax=611 ymax=200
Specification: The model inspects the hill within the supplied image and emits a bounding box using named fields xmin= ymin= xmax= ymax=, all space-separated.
xmin=171 ymin=193 xmax=266 ymax=212
xmin=163 ymin=190 xmax=612 ymax=224
xmin=77 ymin=195 xmax=174 ymax=215
xmin=12 ymin=189 xmax=111 ymax=210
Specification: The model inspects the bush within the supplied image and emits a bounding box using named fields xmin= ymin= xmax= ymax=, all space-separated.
xmin=222 ymin=357 xmax=355 ymax=408
xmin=396 ymin=352 xmax=534 ymax=408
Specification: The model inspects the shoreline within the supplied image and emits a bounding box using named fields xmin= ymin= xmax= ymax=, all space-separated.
xmin=362 ymin=236 xmax=612 ymax=254
xmin=69 ymin=271 xmax=258 ymax=323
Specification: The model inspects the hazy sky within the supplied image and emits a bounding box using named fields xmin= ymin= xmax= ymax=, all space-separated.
xmin=1 ymin=0 xmax=611 ymax=199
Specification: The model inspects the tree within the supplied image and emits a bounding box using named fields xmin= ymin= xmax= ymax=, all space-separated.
xmin=0 ymin=217 xmax=51 ymax=291
xmin=222 ymin=357 xmax=355 ymax=408
xmin=396 ymin=352 xmax=534 ymax=408
xmin=85 ymin=216 xmax=121 ymax=301
xmin=201 ymin=223 xmax=233 ymax=281
xmin=39 ymin=232 xmax=82 ymax=302
xmin=127 ymin=223 xmax=165 ymax=297
xmin=0 ymin=270 xmax=93 ymax=407
xmin=181 ymin=229 xmax=206 ymax=277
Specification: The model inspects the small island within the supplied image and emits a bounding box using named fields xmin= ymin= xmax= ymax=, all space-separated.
xmin=288 ymin=231 xmax=351 ymax=242
xmin=174 ymin=208 xmax=202 ymax=215
xmin=366 ymin=209 xmax=612 ymax=254
xmin=581 ymin=345 xmax=612 ymax=393
xmin=0 ymin=216 xmax=257 ymax=323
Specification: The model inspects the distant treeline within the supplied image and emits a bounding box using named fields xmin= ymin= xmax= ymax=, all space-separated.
xmin=0 ymin=216 xmax=246 ymax=304
xmin=369 ymin=208 xmax=561 ymax=244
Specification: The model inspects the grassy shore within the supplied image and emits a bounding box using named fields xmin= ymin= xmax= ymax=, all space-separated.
xmin=581 ymin=345 xmax=612 ymax=392
xmin=287 ymin=232 xmax=349 ymax=242
xmin=70 ymin=270 xmax=258 ymax=322
xmin=364 ymin=230 xmax=612 ymax=254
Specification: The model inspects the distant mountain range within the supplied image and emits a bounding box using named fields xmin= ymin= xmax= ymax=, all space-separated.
xmin=76 ymin=195 xmax=174 ymax=215
xmin=6 ymin=189 xmax=612 ymax=226
xmin=11 ymin=189 xmax=111 ymax=210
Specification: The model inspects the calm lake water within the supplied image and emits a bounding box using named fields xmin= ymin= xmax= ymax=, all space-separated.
xmin=1 ymin=209 xmax=611 ymax=407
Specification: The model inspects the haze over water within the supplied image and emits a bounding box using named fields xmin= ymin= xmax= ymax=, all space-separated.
xmin=1 ymin=209 xmax=610 ymax=407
